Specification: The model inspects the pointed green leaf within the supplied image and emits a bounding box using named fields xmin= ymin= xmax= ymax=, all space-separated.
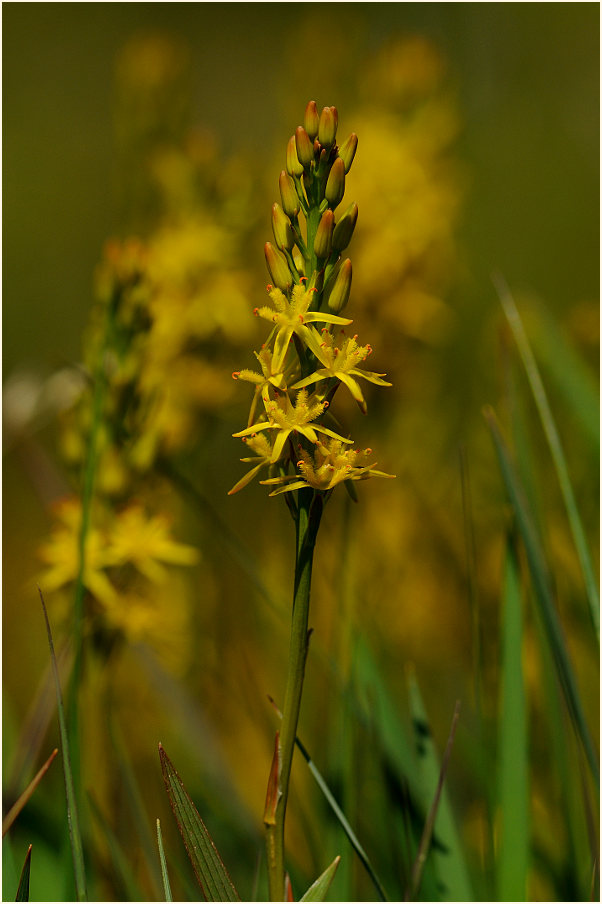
xmin=159 ymin=744 xmax=240 ymax=902
xmin=15 ymin=845 xmax=32 ymax=902
xmin=300 ymin=856 xmax=341 ymax=902
xmin=407 ymin=673 xmax=472 ymax=902
xmin=496 ymin=537 xmax=528 ymax=901
xmin=156 ymin=819 xmax=173 ymax=902
xmin=485 ymin=407 xmax=599 ymax=787
xmin=39 ymin=588 xmax=87 ymax=901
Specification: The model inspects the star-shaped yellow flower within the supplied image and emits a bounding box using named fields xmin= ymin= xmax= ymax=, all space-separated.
xmin=292 ymin=329 xmax=391 ymax=414
xmin=261 ymin=438 xmax=395 ymax=495
xmin=106 ymin=506 xmax=199 ymax=584
xmin=228 ymin=433 xmax=275 ymax=495
xmin=254 ymin=284 xmax=352 ymax=372
xmin=232 ymin=346 xmax=290 ymax=426
xmin=232 ymin=388 xmax=352 ymax=463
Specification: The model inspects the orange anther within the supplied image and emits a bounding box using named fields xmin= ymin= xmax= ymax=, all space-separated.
xmin=323 ymin=400 xmax=329 ymax=408
xmin=300 ymin=276 xmax=308 ymax=284
xmin=266 ymin=284 xmax=273 ymax=291
xmin=253 ymin=307 xmax=259 ymax=315
xmin=232 ymin=371 xmax=240 ymax=379
xmin=310 ymin=287 xmax=318 ymax=293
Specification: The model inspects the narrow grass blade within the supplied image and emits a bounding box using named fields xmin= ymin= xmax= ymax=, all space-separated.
xmin=15 ymin=844 xmax=32 ymax=902
xmin=496 ymin=537 xmax=528 ymax=901
xmin=406 ymin=687 xmax=466 ymax=903
xmin=156 ymin=819 xmax=173 ymax=902
xmin=38 ymin=588 xmax=87 ymax=901
xmin=2 ymin=749 xmax=58 ymax=837
xmin=485 ymin=407 xmax=599 ymax=787
xmin=88 ymin=795 xmax=146 ymax=902
xmin=109 ymin=720 xmax=162 ymax=897
xmin=494 ymin=273 xmax=600 ymax=642
xmin=159 ymin=743 xmax=240 ymax=901
xmin=300 ymin=855 xmax=341 ymax=902
xmin=268 ymin=696 xmax=388 ymax=901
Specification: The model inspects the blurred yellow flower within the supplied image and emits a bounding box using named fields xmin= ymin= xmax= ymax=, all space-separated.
xmin=106 ymin=505 xmax=199 ymax=583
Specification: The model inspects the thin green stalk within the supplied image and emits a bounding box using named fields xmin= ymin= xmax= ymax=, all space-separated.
xmin=493 ymin=273 xmax=600 ymax=641
xmin=68 ymin=291 xmax=116 ymax=794
xmin=266 ymin=488 xmax=323 ymax=900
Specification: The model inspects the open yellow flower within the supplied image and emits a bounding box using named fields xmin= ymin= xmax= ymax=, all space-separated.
xmin=106 ymin=505 xmax=199 ymax=583
xmin=254 ymin=284 xmax=352 ymax=372
xmin=261 ymin=437 xmax=395 ymax=495
xmin=292 ymin=329 xmax=391 ymax=414
xmin=228 ymin=433 xmax=275 ymax=495
xmin=232 ymin=346 xmax=290 ymax=426
xmin=38 ymin=498 xmax=117 ymax=606
xmin=232 ymin=388 xmax=352 ymax=463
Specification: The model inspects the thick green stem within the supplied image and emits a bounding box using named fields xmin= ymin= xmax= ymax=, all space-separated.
xmin=266 ymin=488 xmax=323 ymax=900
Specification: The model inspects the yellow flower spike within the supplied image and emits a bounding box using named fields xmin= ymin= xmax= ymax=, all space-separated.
xmin=254 ymin=284 xmax=351 ymax=373
xmin=262 ymin=437 xmax=395 ymax=495
xmin=232 ymin=388 xmax=352 ymax=464
xmin=292 ymin=329 xmax=392 ymax=414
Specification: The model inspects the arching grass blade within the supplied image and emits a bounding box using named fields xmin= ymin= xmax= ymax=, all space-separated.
xmin=484 ymin=407 xmax=599 ymax=787
xmin=494 ymin=273 xmax=599 ymax=642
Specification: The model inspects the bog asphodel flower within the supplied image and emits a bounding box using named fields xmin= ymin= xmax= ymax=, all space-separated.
xmin=230 ymin=102 xmax=394 ymax=499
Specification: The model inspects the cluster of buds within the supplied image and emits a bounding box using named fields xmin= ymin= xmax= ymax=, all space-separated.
xmin=230 ymin=102 xmax=393 ymax=500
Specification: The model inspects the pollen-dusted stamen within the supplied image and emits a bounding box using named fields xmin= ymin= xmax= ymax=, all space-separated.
xmin=253 ymin=307 xmax=259 ymax=316
xmin=232 ymin=371 xmax=241 ymax=379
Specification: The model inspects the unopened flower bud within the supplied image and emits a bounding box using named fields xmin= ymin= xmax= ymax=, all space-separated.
xmin=286 ymin=135 xmax=304 ymax=176
xmin=314 ymin=210 xmax=334 ymax=260
xmin=327 ymin=258 xmax=352 ymax=313
xmin=272 ymin=203 xmax=294 ymax=251
xmin=332 ymin=202 xmax=358 ymax=251
xmin=265 ymin=242 xmax=292 ymax=292
xmin=279 ymin=171 xmax=299 ymax=218
xmin=295 ymin=126 xmax=314 ymax=168
xmin=318 ymin=106 xmax=338 ymax=147
xmin=304 ymin=101 xmax=320 ymax=140
xmin=325 ymin=157 xmax=346 ymax=209
xmin=338 ymin=133 xmax=358 ymax=173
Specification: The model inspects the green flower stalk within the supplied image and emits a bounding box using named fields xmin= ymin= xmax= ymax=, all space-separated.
xmin=230 ymin=102 xmax=394 ymax=901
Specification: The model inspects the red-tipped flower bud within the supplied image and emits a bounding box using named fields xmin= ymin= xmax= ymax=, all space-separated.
xmin=338 ymin=133 xmax=358 ymax=173
xmin=286 ymin=135 xmax=304 ymax=176
xmin=265 ymin=242 xmax=292 ymax=292
xmin=295 ymin=126 xmax=314 ymax=168
xmin=318 ymin=106 xmax=338 ymax=147
xmin=332 ymin=201 xmax=358 ymax=251
xmin=325 ymin=157 xmax=346 ymax=209
xmin=279 ymin=170 xmax=299 ymax=218
xmin=304 ymin=100 xmax=320 ymax=140
xmin=314 ymin=210 xmax=334 ymax=260
xmin=272 ymin=203 xmax=294 ymax=251
xmin=327 ymin=258 xmax=352 ymax=313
